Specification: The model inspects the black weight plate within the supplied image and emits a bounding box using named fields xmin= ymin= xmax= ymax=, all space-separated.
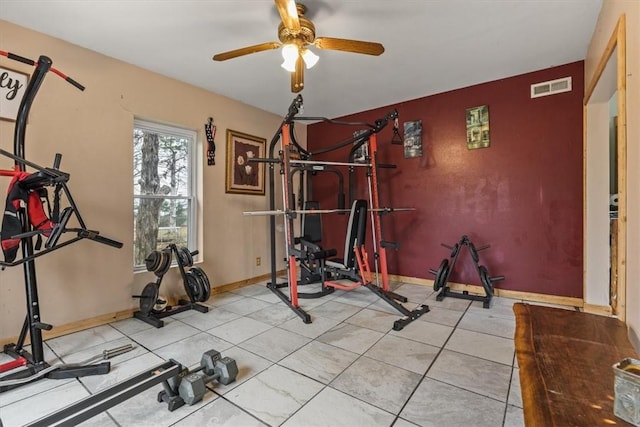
xmin=184 ymin=270 xmax=202 ymax=302
xmin=450 ymin=243 xmax=460 ymax=258
xmin=193 ymin=272 xmax=206 ymax=302
xmin=151 ymin=250 xmax=165 ymax=276
xmin=176 ymin=247 xmax=188 ymax=266
xmin=433 ymin=259 xmax=449 ymax=291
xmin=178 ymin=247 xmax=193 ymax=267
xmin=183 ymin=270 xmax=195 ymax=300
xmin=479 ymin=265 xmax=493 ymax=297
xmin=191 ymin=267 xmax=211 ymax=302
xmin=145 ymin=251 xmax=160 ymax=273
xmin=140 ymin=282 xmax=159 ymax=316
xmin=183 ymin=247 xmax=194 ymax=267
xmin=468 ymin=242 xmax=479 ymax=263
xmin=439 ymin=263 xmax=450 ymax=291
xmin=155 ymin=249 xmax=172 ymax=277
xmin=192 ymin=271 xmax=206 ymax=302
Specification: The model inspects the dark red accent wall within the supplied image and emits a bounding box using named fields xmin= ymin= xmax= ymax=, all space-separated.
xmin=307 ymin=61 xmax=584 ymax=298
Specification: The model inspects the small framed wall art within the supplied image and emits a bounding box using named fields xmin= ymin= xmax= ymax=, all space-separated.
xmin=0 ymin=66 xmax=28 ymax=122
xmin=403 ymin=120 xmax=423 ymax=158
xmin=225 ymin=129 xmax=266 ymax=195
xmin=466 ymin=105 xmax=490 ymax=149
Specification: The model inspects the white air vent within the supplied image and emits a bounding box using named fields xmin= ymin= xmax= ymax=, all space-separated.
xmin=530 ymin=77 xmax=572 ymax=98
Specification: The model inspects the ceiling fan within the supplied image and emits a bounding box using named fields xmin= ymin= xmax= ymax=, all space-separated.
xmin=212 ymin=0 xmax=385 ymax=93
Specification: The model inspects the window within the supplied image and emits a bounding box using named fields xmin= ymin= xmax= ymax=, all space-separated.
xmin=133 ymin=119 xmax=197 ymax=269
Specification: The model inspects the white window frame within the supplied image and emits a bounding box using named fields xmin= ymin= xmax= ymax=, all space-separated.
xmin=133 ymin=119 xmax=198 ymax=270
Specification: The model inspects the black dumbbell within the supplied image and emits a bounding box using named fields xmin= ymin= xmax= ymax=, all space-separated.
xmin=178 ymin=350 xmax=238 ymax=405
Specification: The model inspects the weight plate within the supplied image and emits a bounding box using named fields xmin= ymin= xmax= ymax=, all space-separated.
xmin=191 ymin=267 xmax=211 ymax=302
xmin=433 ymin=259 xmax=449 ymax=291
xmin=155 ymin=249 xmax=172 ymax=277
xmin=189 ymin=270 xmax=204 ymax=302
xmin=176 ymin=247 xmax=187 ymax=266
xmin=140 ymin=282 xmax=159 ymax=316
xmin=178 ymin=247 xmax=193 ymax=267
xmin=468 ymin=242 xmax=479 ymax=263
xmin=450 ymin=243 xmax=460 ymax=258
xmin=185 ymin=247 xmax=194 ymax=267
xmin=438 ymin=263 xmax=450 ymax=291
xmin=193 ymin=273 xmax=206 ymax=302
xmin=479 ymin=265 xmax=493 ymax=297
xmin=184 ymin=270 xmax=203 ymax=302
xmin=145 ymin=250 xmax=161 ymax=273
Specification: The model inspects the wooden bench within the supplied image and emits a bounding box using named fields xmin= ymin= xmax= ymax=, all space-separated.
xmin=513 ymin=302 xmax=639 ymax=426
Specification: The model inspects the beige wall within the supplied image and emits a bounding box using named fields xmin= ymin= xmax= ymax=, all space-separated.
xmin=585 ymin=1 xmax=640 ymax=346
xmin=0 ymin=20 xmax=301 ymax=340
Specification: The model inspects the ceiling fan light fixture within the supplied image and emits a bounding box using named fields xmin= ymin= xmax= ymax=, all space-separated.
xmin=301 ymin=48 xmax=319 ymax=69
xmin=281 ymin=43 xmax=298 ymax=72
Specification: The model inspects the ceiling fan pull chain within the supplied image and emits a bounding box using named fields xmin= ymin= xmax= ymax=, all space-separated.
xmin=391 ymin=117 xmax=403 ymax=145
xmin=205 ymin=117 xmax=216 ymax=166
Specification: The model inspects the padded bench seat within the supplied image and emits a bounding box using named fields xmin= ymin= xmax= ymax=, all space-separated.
xmin=513 ymin=302 xmax=638 ymax=427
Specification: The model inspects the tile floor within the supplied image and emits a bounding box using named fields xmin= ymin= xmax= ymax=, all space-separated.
xmin=0 ymin=281 xmax=529 ymax=427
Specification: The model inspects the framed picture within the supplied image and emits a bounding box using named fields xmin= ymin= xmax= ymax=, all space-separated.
xmin=403 ymin=120 xmax=423 ymax=158
xmin=225 ymin=129 xmax=266 ymax=195
xmin=353 ymin=129 xmax=369 ymax=163
xmin=0 ymin=66 xmax=29 ymax=122
xmin=466 ymin=105 xmax=490 ymax=149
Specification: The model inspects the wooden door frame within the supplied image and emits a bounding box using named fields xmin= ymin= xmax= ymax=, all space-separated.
xmin=583 ymin=14 xmax=627 ymax=319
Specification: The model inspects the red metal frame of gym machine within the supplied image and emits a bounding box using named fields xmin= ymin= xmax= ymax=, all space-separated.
xmin=265 ymin=98 xmax=429 ymax=331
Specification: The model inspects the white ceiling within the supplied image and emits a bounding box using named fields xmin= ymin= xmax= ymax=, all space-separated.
xmin=0 ymin=0 xmax=603 ymax=119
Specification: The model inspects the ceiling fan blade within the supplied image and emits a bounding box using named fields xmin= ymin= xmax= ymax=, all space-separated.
xmin=213 ymin=42 xmax=281 ymax=61
xmin=291 ymin=55 xmax=304 ymax=93
xmin=275 ymin=0 xmax=300 ymax=32
xmin=314 ymin=37 xmax=385 ymax=56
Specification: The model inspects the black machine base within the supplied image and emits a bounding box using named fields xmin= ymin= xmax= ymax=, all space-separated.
xmin=1 ymin=343 xmax=111 ymax=393
xmin=436 ymin=286 xmax=492 ymax=308
xmin=364 ymin=283 xmax=430 ymax=330
xmin=267 ymin=282 xmax=312 ymax=323
xmin=393 ymin=305 xmax=430 ymax=331
xmin=24 ymin=360 xmax=181 ymax=426
xmin=133 ymin=300 xmax=209 ymax=328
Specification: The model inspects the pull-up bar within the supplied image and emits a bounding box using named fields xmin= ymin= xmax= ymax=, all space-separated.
xmin=290 ymin=159 xmax=372 ymax=168
xmin=0 ymin=50 xmax=85 ymax=91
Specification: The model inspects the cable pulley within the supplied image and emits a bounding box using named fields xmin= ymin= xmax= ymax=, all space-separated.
xmin=391 ymin=117 xmax=403 ymax=145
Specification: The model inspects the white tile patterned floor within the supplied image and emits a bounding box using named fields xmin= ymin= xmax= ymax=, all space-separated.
xmin=0 ymin=281 xmax=527 ymax=426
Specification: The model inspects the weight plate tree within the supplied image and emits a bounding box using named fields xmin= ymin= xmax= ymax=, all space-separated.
xmin=428 ymin=235 xmax=504 ymax=308
xmin=133 ymin=244 xmax=209 ymax=328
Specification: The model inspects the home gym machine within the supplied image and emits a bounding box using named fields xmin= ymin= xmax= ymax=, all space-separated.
xmin=429 ymin=235 xmax=505 ymax=308
xmin=133 ymin=244 xmax=211 ymax=328
xmin=291 ymin=164 xmax=345 ymax=288
xmin=0 ymin=52 xmax=122 ymax=392
xmin=245 ymin=95 xmax=429 ymax=330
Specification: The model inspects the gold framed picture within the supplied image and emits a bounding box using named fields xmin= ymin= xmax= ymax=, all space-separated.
xmin=225 ymin=129 xmax=266 ymax=195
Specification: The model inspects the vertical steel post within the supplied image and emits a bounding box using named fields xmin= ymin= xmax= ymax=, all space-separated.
xmin=368 ymin=134 xmax=390 ymax=291
xmin=281 ymin=124 xmax=299 ymax=307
